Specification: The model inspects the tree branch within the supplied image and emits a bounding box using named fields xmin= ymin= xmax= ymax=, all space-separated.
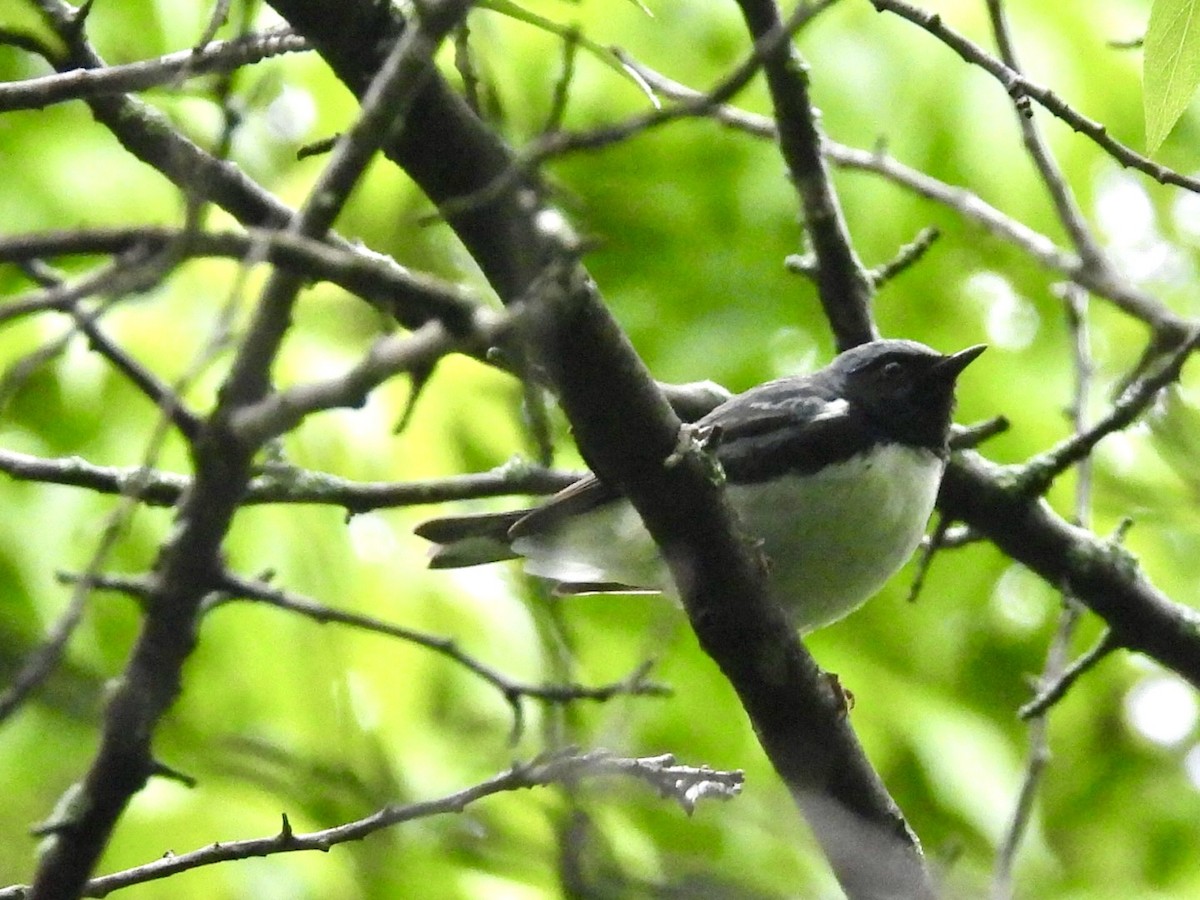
xmin=939 ymin=451 xmax=1200 ymax=689
xmin=0 ymin=449 xmax=579 ymax=512
xmin=0 ymin=28 xmax=307 ymax=112
xmin=619 ymin=55 xmax=1194 ymax=340
xmin=734 ymin=0 xmax=876 ymax=350
xmin=871 ymin=0 xmax=1200 ymax=195
xmin=3 ymin=751 xmax=739 ymax=900
xmin=517 ymin=238 xmax=933 ymax=900
xmin=26 ymin=4 xmax=475 ymax=896
xmin=0 ymin=227 xmax=482 ymax=334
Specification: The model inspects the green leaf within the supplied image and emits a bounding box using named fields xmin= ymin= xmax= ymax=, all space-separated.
xmin=1144 ymin=0 xmax=1200 ymax=154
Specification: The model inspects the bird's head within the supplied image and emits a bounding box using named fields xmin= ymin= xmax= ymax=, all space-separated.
xmin=833 ymin=340 xmax=986 ymax=450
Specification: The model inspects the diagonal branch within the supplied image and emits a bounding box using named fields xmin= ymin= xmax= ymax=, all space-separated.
xmin=939 ymin=450 xmax=1200 ymax=689
xmin=1015 ymin=328 xmax=1200 ymax=496
xmin=871 ymin=0 xmax=1200 ymax=195
xmin=520 ymin=240 xmax=933 ymax=900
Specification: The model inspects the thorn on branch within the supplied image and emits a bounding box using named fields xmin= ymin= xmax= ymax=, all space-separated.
xmin=784 ymin=252 xmax=819 ymax=280
xmin=454 ymin=23 xmax=481 ymax=114
xmin=950 ymin=415 xmax=1010 ymax=450
xmin=1110 ymin=516 xmax=1134 ymax=546
xmin=150 ymin=759 xmax=198 ymax=788
xmin=65 ymin=0 xmax=97 ymax=42
xmin=393 ymin=360 xmax=436 ymax=434
xmin=297 ymin=134 xmax=339 ymax=161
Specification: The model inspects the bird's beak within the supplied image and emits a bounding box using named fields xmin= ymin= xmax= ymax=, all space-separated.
xmin=932 ymin=344 xmax=986 ymax=382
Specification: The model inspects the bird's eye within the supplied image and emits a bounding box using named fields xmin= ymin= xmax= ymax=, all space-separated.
xmin=881 ymin=361 xmax=904 ymax=379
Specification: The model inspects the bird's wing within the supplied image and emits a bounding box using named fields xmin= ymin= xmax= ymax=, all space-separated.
xmin=506 ymin=378 xmax=860 ymax=538
xmin=706 ymin=378 xmax=869 ymax=481
xmin=508 ymin=474 xmax=621 ymax=538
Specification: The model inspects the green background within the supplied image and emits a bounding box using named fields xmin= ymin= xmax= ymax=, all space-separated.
xmin=2 ymin=0 xmax=1199 ymax=897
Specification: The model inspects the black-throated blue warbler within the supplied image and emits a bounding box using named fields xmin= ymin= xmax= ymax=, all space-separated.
xmin=416 ymin=339 xmax=984 ymax=632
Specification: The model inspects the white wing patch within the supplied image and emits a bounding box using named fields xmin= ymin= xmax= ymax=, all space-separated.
xmin=807 ymin=397 xmax=849 ymax=421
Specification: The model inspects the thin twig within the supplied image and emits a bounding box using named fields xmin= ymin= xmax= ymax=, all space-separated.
xmin=542 ymin=27 xmax=580 ymax=134
xmin=67 ymin=304 xmax=203 ymax=441
xmin=1018 ymin=630 xmax=1118 ymax=720
xmin=992 ymin=284 xmax=1093 ymax=898
xmin=906 ymin=513 xmax=951 ymax=604
xmin=0 ymin=750 xmax=738 ymax=900
xmin=210 ymin=572 xmax=671 ymax=712
xmin=869 ymin=226 xmax=940 ymax=288
xmin=984 ymin=0 xmax=1105 ymax=269
xmin=0 ymin=449 xmax=581 ymax=511
xmin=192 ymin=0 xmax=234 ymax=57
xmin=870 ymin=0 xmax=1200 ymax=195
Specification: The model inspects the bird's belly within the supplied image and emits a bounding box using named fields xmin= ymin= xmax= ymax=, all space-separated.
xmin=729 ymin=444 xmax=944 ymax=631
xmin=513 ymin=444 xmax=943 ymax=632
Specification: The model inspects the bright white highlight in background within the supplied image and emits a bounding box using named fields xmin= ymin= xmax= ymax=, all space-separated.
xmin=964 ymin=271 xmax=1039 ymax=351
xmin=988 ymin=564 xmax=1049 ymax=636
xmin=1124 ymin=674 xmax=1198 ymax=747
xmin=265 ymin=85 xmax=317 ymax=143
xmin=1095 ymin=171 xmax=1156 ymax=246
xmin=348 ymin=513 xmax=398 ymax=564
xmin=1184 ymin=744 xmax=1200 ymax=791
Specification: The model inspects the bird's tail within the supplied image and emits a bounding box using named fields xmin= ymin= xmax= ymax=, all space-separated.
xmin=414 ymin=510 xmax=530 ymax=568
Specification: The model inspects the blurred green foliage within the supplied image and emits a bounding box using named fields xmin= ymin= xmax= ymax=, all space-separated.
xmin=2 ymin=0 xmax=1200 ymax=897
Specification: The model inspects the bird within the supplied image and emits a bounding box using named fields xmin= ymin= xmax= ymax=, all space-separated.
xmin=415 ymin=339 xmax=985 ymax=632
